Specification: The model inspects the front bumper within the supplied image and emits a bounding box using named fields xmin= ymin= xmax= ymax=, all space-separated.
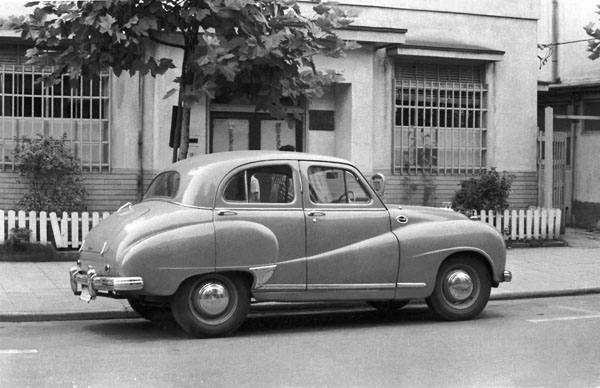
xmin=503 ymin=270 xmax=512 ymax=282
xmin=69 ymin=266 xmax=143 ymax=301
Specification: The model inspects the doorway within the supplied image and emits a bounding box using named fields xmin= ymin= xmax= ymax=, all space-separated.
xmin=209 ymin=111 xmax=303 ymax=153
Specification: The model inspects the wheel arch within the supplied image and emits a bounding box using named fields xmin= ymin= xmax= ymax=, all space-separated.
xmin=441 ymin=250 xmax=497 ymax=287
xmin=171 ymin=270 xmax=254 ymax=297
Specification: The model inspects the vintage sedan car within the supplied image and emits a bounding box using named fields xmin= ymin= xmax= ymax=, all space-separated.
xmin=70 ymin=151 xmax=511 ymax=337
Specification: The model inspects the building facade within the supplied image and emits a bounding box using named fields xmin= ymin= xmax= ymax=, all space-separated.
xmin=538 ymin=0 xmax=600 ymax=228
xmin=0 ymin=0 xmax=540 ymax=212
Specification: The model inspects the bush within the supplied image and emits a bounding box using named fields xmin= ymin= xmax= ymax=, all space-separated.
xmin=14 ymin=134 xmax=87 ymax=213
xmin=453 ymin=169 xmax=514 ymax=214
xmin=8 ymin=227 xmax=31 ymax=249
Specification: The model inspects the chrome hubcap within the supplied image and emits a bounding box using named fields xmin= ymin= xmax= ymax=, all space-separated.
xmin=445 ymin=270 xmax=474 ymax=302
xmin=195 ymin=283 xmax=230 ymax=316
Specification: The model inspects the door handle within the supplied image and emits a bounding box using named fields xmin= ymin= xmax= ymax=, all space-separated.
xmin=307 ymin=211 xmax=326 ymax=217
xmin=217 ymin=210 xmax=238 ymax=216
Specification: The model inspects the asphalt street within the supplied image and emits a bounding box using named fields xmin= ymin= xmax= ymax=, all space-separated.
xmin=1 ymin=294 xmax=600 ymax=388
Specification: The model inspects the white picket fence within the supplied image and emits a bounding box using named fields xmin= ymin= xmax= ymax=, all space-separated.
xmin=0 ymin=207 xmax=563 ymax=250
xmin=0 ymin=210 xmax=110 ymax=249
xmin=473 ymin=208 xmax=562 ymax=240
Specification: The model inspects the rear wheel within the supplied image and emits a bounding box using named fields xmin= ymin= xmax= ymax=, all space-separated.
xmin=171 ymin=273 xmax=250 ymax=338
xmin=426 ymin=256 xmax=491 ymax=321
xmin=368 ymin=300 xmax=410 ymax=312
xmin=127 ymin=298 xmax=172 ymax=322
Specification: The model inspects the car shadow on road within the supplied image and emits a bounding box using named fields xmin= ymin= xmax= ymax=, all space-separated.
xmin=84 ymin=304 xmax=501 ymax=340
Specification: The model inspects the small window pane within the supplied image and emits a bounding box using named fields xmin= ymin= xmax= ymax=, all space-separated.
xmin=224 ymin=172 xmax=247 ymax=202
xmin=308 ymin=166 xmax=369 ymax=204
xmin=144 ymin=171 xmax=180 ymax=199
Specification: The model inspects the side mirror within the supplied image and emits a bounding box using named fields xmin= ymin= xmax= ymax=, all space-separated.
xmin=371 ymin=173 xmax=386 ymax=196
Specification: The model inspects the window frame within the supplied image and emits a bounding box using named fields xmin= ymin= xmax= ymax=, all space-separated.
xmin=392 ymin=60 xmax=488 ymax=175
xmin=217 ymin=161 xmax=301 ymax=208
xmin=301 ymin=162 xmax=383 ymax=210
xmin=0 ymin=64 xmax=111 ymax=172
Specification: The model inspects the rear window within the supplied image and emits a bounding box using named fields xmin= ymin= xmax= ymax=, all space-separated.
xmin=144 ymin=171 xmax=180 ymax=200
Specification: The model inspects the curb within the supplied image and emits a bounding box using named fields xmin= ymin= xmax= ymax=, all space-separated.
xmin=3 ymin=288 xmax=600 ymax=323
xmin=490 ymin=287 xmax=600 ymax=301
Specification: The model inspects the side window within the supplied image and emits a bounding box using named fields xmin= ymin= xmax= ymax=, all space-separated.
xmin=144 ymin=171 xmax=180 ymax=200
xmin=223 ymin=172 xmax=246 ymax=202
xmin=223 ymin=165 xmax=294 ymax=204
xmin=308 ymin=166 xmax=371 ymax=204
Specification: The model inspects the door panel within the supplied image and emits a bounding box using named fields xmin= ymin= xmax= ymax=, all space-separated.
xmin=300 ymin=162 xmax=400 ymax=298
xmin=211 ymin=118 xmax=250 ymax=152
xmin=260 ymin=119 xmax=297 ymax=151
xmin=214 ymin=162 xmax=306 ymax=290
xmin=210 ymin=111 xmax=303 ymax=152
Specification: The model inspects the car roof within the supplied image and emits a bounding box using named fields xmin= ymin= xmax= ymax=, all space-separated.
xmin=157 ymin=151 xmax=357 ymax=208
xmin=172 ymin=150 xmax=352 ymax=170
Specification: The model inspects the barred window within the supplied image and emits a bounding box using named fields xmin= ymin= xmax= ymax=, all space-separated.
xmin=393 ymin=61 xmax=487 ymax=175
xmin=0 ymin=65 xmax=111 ymax=172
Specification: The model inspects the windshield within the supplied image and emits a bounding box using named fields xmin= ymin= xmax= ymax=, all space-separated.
xmin=144 ymin=171 xmax=180 ymax=200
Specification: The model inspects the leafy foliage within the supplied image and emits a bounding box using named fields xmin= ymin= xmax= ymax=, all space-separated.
xmin=453 ymin=169 xmax=514 ymax=213
xmin=14 ymin=134 xmax=86 ymax=213
xmin=584 ymin=6 xmax=600 ymax=60
xmin=8 ymin=227 xmax=32 ymax=249
xmin=20 ymin=0 xmax=358 ymax=159
xmin=0 ymin=15 xmax=25 ymax=30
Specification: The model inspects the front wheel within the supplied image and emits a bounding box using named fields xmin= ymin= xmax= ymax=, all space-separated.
xmin=171 ymin=273 xmax=250 ymax=338
xmin=426 ymin=256 xmax=491 ymax=321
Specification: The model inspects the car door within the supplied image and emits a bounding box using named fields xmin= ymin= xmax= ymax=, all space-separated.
xmin=213 ymin=161 xmax=306 ymax=292
xmin=300 ymin=161 xmax=400 ymax=299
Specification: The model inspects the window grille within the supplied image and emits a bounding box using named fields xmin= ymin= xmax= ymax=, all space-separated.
xmin=0 ymin=65 xmax=111 ymax=172
xmin=393 ymin=61 xmax=487 ymax=175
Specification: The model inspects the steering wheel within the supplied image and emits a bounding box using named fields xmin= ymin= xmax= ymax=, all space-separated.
xmin=333 ymin=191 xmax=354 ymax=203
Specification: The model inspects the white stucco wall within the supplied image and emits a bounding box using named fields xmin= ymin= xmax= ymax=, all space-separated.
xmin=538 ymin=0 xmax=600 ymax=223
xmin=312 ymin=46 xmax=375 ymax=171
xmin=108 ymin=1 xmax=540 ymax=177
xmin=555 ymin=0 xmax=600 ymax=84
xmin=575 ymin=132 xmax=600 ymax=203
xmin=110 ymin=74 xmax=141 ymax=171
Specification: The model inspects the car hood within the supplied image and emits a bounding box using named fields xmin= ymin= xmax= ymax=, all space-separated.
xmin=386 ymin=204 xmax=468 ymax=224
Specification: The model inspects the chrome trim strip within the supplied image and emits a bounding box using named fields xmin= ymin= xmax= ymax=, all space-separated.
xmin=216 ymin=207 xmax=304 ymax=211
xmin=249 ymin=264 xmax=277 ymax=289
xmin=253 ymin=284 xmax=306 ymax=291
xmin=396 ymin=282 xmax=427 ymax=288
xmin=308 ymin=283 xmax=396 ymax=291
xmin=304 ymin=207 xmax=386 ymax=212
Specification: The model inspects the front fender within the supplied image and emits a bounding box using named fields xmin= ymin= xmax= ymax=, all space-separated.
xmin=393 ymin=220 xmax=507 ymax=299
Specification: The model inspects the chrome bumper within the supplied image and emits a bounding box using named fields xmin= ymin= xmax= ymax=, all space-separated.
xmin=69 ymin=266 xmax=143 ymax=301
xmin=503 ymin=270 xmax=512 ymax=282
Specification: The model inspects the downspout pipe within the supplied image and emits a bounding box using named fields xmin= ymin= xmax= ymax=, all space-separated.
xmin=552 ymin=0 xmax=559 ymax=83
xmin=137 ymin=74 xmax=144 ymax=202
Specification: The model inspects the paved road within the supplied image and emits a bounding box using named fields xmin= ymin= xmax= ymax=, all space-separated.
xmin=1 ymin=294 xmax=600 ymax=388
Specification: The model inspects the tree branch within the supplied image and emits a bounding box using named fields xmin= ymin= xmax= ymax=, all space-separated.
xmin=148 ymin=32 xmax=185 ymax=49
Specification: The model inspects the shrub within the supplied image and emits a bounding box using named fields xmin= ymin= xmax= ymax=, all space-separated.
xmin=8 ymin=227 xmax=31 ymax=248
xmin=453 ymin=169 xmax=514 ymax=213
xmin=13 ymin=134 xmax=87 ymax=213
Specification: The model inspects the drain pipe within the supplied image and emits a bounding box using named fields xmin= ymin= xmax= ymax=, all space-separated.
xmin=137 ymin=74 xmax=145 ymax=202
xmin=552 ymin=0 xmax=559 ymax=83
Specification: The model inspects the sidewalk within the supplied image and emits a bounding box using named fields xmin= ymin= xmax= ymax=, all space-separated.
xmin=1 ymin=228 xmax=599 ymax=322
